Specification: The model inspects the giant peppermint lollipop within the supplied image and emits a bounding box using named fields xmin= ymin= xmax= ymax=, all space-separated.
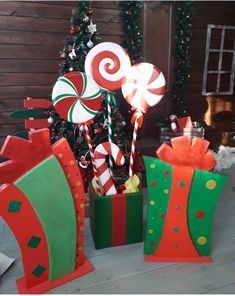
xmin=122 ymin=62 xmax=166 ymax=177
xmin=52 ymin=71 xmax=103 ymax=195
xmin=52 ymin=71 xmax=102 ymax=124
xmin=85 ymin=42 xmax=131 ymax=173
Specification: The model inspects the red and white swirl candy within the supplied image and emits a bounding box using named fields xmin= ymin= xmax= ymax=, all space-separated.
xmin=121 ymin=62 xmax=166 ymax=112
xmin=85 ymin=42 xmax=131 ymax=91
xmin=52 ymin=71 xmax=102 ymax=124
xmin=94 ymin=142 xmax=125 ymax=195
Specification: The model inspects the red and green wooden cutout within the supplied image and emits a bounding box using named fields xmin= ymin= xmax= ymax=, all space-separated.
xmin=0 ymin=129 xmax=93 ymax=294
xmin=10 ymin=97 xmax=52 ymax=138
xmin=144 ymin=136 xmax=228 ymax=263
xmin=89 ymin=188 xmax=143 ymax=249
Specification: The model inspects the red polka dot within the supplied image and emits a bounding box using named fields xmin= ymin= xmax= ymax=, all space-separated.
xmin=150 ymin=241 xmax=155 ymax=246
xmin=160 ymin=214 xmax=165 ymax=218
xmin=151 ymin=181 xmax=157 ymax=186
xmin=196 ymin=211 xmax=206 ymax=219
xmin=164 ymin=171 xmax=170 ymax=176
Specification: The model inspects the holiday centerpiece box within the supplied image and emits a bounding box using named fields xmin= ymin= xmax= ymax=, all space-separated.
xmin=144 ymin=136 xmax=228 ymax=263
xmin=89 ymin=186 xmax=143 ymax=249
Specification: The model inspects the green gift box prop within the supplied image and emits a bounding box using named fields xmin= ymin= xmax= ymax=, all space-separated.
xmin=144 ymin=136 xmax=228 ymax=263
xmin=89 ymin=188 xmax=143 ymax=249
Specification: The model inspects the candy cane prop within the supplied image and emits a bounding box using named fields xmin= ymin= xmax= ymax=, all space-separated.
xmin=52 ymin=71 xmax=103 ymax=195
xmin=94 ymin=142 xmax=125 ymax=196
xmin=122 ymin=63 xmax=166 ymax=177
xmin=85 ymin=42 xmax=131 ymax=174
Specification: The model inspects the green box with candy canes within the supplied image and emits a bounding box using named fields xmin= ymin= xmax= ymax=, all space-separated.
xmin=144 ymin=136 xmax=228 ymax=263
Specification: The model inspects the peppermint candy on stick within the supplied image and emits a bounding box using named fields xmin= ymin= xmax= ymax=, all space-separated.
xmin=85 ymin=42 xmax=131 ymax=174
xmin=121 ymin=63 xmax=166 ymax=177
xmin=52 ymin=71 xmax=103 ymax=195
xmin=94 ymin=142 xmax=125 ymax=196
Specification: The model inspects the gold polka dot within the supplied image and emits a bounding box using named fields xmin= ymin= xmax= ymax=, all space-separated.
xmin=80 ymin=226 xmax=84 ymax=231
xmin=150 ymin=164 xmax=155 ymax=169
xmin=70 ymin=160 xmax=75 ymax=166
xmin=150 ymin=200 xmax=155 ymax=206
xmin=206 ymin=180 xmax=216 ymax=190
xmin=80 ymin=203 xmax=85 ymax=209
xmin=58 ymin=153 xmax=63 ymax=159
xmin=67 ymin=173 xmax=71 ymax=178
xmin=76 ymin=181 xmax=82 ymax=187
xmin=197 ymin=236 xmax=207 ymax=245
xmin=79 ymin=246 xmax=83 ymax=251
xmin=74 ymin=194 xmax=79 ymax=199
xmin=148 ymin=229 xmax=154 ymax=234
xmin=164 ymin=189 xmax=169 ymax=194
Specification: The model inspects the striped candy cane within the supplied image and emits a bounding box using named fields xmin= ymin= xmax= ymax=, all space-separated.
xmin=83 ymin=124 xmax=102 ymax=196
xmin=94 ymin=142 xmax=125 ymax=196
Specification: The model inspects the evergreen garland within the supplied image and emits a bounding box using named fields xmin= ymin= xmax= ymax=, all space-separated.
xmin=171 ymin=1 xmax=194 ymax=117
xmin=120 ymin=1 xmax=144 ymax=64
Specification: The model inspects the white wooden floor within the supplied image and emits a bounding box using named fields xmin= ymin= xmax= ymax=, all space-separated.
xmin=1 ymin=168 xmax=235 ymax=294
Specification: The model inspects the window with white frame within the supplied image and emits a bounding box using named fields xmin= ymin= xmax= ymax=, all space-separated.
xmin=202 ymin=24 xmax=235 ymax=96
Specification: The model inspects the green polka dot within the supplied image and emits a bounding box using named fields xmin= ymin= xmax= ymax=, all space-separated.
xmin=179 ymin=181 xmax=186 ymax=187
xmin=173 ymin=227 xmax=180 ymax=233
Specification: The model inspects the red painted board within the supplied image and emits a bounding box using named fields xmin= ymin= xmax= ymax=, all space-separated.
xmin=177 ymin=116 xmax=193 ymax=128
xmin=144 ymin=255 xmax=212 ymax=263
xmin=25 ymin=119 xmax=51 ymax=129
xmin=24 ymin=98 xmax=52 ymax=109
xmin=16 ymin=258 xmax=94 ymax=294
xmin=153 ymin=166 xmax=200 ymax=258
xmin=0 ymin=129 xmax=52 ymax=183
xmin=0 ymin=183 xmax=49 ymax=289
xmin=112 ymin=193 xmax=126 ymax=246
xmin=52 ymin=138 xmax=86 ymax=267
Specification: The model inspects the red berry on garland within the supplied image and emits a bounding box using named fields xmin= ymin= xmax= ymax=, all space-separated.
xmin=88 ymin=8 xmax=93 ymax=15
xmin=76 ymin=26 xmax=81 ymax=33
xmin=70 ymin=28 xmax=76 ymax=35
xmin=94 ymin=128 xmax=102 ymax=135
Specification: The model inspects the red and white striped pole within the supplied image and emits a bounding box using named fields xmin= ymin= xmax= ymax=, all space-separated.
xmin=129 ymin=110 xmax=143 ymax=178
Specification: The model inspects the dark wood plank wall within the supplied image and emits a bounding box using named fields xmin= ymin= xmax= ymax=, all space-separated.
xmin=188 ymin=1 xmax=235 ymax=149
xmin=0 ymin=1 xmax=124 ymax=145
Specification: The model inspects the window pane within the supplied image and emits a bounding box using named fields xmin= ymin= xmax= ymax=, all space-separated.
xmin=208 ymin=52 xmax=220 ymax=71
xmin=220 ymin=74 xmax=231 ymax=92
xmin=206 ymin=73 xmax=218 ymax=93
xmin=222 ymin=52 xmax=234 ymax=71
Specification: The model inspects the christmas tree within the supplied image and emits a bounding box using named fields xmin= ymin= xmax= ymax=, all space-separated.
xmin=49 ymin=1 xmax=132 ymax=190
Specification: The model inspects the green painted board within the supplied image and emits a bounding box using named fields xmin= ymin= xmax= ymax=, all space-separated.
xmin=126 ymin=192 xmax=143 ymax=244
xmin=14 ymin=131 xmax=29 ymax=139
xmin=188 ymin=169 xmax=228 ymax=256
xmin=10 ymin=109 xmax=43 ymax=119
xmin=14 ymin=155 xmax=77 ymax=280
xmin=143 ymin=156 xmax=172 ymax=254
xmin=92 ymin=193 xmax=112 ymax=249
